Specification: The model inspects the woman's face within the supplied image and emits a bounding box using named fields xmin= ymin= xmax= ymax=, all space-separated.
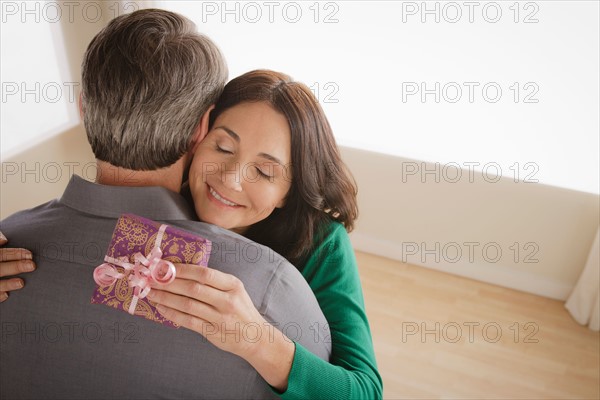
xmin=189 ymin=101 xmax=292 ymax=234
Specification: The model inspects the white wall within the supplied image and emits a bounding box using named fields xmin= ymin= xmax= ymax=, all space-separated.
xmin=342 ymin=147 xmax=599 ymax=300
xmin=1 ymin=1 xmax=598 ymax=300
xmin=1 ymin=0 xmax=107 ymax=214
xmin=157 ymin=0 xmax=599 ymax=195
xmin=0 ymin=0 xmax=121 ymax=158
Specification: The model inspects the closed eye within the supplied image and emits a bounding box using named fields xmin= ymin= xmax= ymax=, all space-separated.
xmin=216 ymin=145 xmax=233 ymax=154
xmin=256 ymin=167 xmax=273 ymax=179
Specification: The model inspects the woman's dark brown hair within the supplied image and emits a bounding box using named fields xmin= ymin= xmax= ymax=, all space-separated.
xmin=209 ymin=70 xmax=358 ymax=267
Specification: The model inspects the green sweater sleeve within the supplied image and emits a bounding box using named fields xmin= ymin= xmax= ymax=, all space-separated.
xmin=274 ymin=223 xmax=383 ymax=399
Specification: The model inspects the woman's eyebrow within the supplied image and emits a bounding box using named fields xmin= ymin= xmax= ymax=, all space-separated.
xmin=215 ymin=126 xmax=240 ymax=142
xmin=258 ymin=152 xmax=284 ymax=166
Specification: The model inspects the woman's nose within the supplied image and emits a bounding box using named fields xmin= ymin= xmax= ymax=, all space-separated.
xmin=221 ymin=165 xmax=242 ymax=192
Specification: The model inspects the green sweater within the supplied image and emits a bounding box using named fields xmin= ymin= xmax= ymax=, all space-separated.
xmin=273 ymin=222 xmax=383 ymax=399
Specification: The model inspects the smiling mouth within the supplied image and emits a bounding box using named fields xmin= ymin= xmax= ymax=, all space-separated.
xmin=208 ymin=185 xmax=242 ymax=207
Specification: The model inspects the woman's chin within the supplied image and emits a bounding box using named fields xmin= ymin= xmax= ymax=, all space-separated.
xmin=196 ymin=212 xmax=234 ymax=231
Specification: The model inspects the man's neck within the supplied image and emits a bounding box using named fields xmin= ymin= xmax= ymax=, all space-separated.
xmin=95 ymin=160 xmax=185 ymax=193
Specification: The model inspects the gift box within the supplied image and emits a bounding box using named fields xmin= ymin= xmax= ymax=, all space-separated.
xmin=91 ymin=214 xmax=211 ymax=328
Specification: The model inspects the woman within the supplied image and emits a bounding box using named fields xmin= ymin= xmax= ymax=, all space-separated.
xmin=3 ymin=70 xmax=383 ymax=399
xmin=175 ymin=69 xmax=381 ymax=398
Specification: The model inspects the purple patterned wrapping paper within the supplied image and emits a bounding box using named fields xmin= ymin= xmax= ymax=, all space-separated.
xmin=91 ymin=214 xmax=212 ymax=328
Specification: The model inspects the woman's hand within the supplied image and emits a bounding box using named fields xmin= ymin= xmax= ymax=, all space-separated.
xmin=0 ymin=231 xmax=36 ymax=302
xmin=147 ymin=264 xmax=266 ymax=356
xmin=147 ymin=264 xmax=295 ymax=391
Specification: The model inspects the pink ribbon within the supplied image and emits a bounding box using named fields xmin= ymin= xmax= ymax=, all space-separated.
xmin=93 ymin=224 xmax=176 ymax=315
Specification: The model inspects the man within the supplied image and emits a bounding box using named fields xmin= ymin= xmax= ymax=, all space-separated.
xmin=0 ymin=9 xmax=330 ymax=399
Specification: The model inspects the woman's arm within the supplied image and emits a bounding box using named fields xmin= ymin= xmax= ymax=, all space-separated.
xmin=274 ymin=222 xmax=383 ymax=399
xmin=148 ymin=223 xmax=382 ymax=399
xmin=146 ymin=262 xmax=300 ymax=391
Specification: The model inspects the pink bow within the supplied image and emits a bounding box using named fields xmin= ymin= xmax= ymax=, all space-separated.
xmin=126 ymin=247 xmax=176 ymax=314
xmin=93 ymin=224 xmax=176 ymax=315
xmin=93 ymin=258 xmax=128 ymax=286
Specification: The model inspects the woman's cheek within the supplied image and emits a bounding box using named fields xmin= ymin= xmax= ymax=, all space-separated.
xmin=267 ymin=183 xmax=289 ymax=210
xmin=189 ymin=149 xmax=207 ymax=182
xmin=191 ymin=150 xmax=219 ymax=185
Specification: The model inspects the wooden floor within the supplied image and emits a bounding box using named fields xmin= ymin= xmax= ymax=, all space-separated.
xmin=355 ymin=251 xmax=600 ymax=400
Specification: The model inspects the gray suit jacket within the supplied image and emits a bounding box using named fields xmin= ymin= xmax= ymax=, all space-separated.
xmin=0 ymin=176 xmax=331 ymax=399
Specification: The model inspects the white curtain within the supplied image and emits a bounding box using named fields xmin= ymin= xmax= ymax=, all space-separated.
xmin=565 ymin=226 xmax=599 ymax=331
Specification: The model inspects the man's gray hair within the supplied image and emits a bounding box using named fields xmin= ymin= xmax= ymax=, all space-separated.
xmin=81 ymin=8 xmax=228 ymax=170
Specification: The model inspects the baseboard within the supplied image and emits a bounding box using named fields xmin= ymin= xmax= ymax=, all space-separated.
xmin=350 ymin=231 xmax=573 ymax=301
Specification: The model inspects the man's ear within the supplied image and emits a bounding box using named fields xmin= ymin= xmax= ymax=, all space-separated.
xmin=189 ymin=104 xmax=215 ymax=154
